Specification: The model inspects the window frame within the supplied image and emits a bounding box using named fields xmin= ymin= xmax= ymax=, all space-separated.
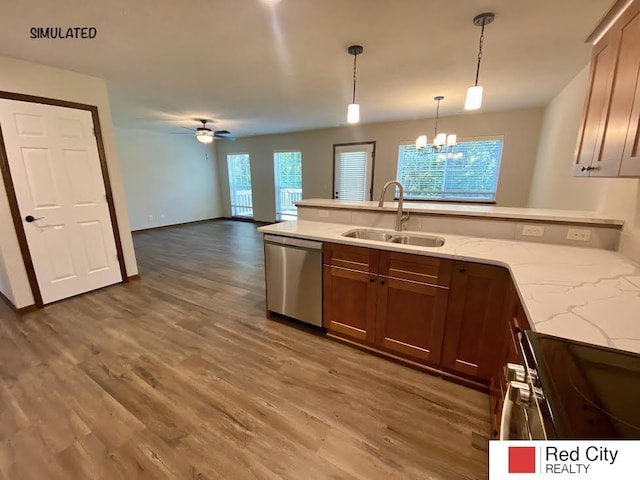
xmin=396 ymin=136 xmax=504 ymax=204
xmin=273 ymin=150 xmax=303 ymax=221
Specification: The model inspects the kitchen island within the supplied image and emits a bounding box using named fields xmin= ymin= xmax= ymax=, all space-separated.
xmin=259 ymin=219 xmax=640 ymax=355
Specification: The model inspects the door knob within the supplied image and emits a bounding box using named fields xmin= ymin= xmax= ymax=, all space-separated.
xmin=24 ymin=215 xmax=43 ymax=223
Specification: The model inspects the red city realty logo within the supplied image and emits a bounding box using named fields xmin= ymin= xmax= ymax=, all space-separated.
xmin=509 ymin=446 xmax=536 ymax=474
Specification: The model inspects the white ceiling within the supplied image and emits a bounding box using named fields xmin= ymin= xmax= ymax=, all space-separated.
xmin=0 ymin=0 xmax=611 ymax=137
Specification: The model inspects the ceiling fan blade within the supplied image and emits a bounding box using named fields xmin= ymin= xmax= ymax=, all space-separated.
xmin=169 ymin=132 xmax=196 ymax=135
xmin=213 ymin=130 xmax=231 ymax=135
xmin=181 ymin=126 xmax=196 ymax=132
xmin=215 ymin=134 xmax=236 ymax=141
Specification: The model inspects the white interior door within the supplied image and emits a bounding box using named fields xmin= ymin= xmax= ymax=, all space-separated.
xmin=334 ymin=143 xmax=374 ymax=201
xmin=0 ymin=99 xmax=122 ymax=304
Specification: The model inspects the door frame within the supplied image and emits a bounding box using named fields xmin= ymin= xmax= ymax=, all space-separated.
xmin=332 ymin=141 xmax=376 ymax=201
xmin=0 ymin=91 xmax=128 ymax=308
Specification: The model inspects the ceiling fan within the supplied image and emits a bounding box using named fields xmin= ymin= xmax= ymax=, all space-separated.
xmin=176 ymin=119 xmax=235 ymax=144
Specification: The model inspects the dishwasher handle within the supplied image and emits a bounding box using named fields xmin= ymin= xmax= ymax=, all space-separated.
xmin=264 ymin=234 xmax=323 ymax=250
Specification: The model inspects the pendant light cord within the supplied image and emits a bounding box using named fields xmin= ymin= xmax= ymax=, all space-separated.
xmin=474 ymin=23 xmax=485 ymax=86
xmin=352 ymin=54 xmax=358 ymax=104
xmin=434 ymin=98 xmax=440 ymax=137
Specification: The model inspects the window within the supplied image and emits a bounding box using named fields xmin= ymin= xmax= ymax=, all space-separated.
xmin=396 ymin=138 xmax=503 ymax=202
xmin=274 ymin=151 xmax=302 ymax=221
xmin=333 ymin=142 xmax=375 ymax=201
xmin=227 ymin=153 xmax=253 ymax=217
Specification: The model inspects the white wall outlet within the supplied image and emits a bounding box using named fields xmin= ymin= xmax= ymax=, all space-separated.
xmin=521 ymin=225 xmax=545 ymax=237
xmin=318 ymin=210 xmax=329 ymax=218
xmin=161 ymin=213 xmax=165 ymax=219
xmin=148 ymin=214 xmax=153 ymax=220
xmin=567 ymin=228 xmax=592 ymax=242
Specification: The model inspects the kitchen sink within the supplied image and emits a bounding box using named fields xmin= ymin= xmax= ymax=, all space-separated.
xmin=342 ymin=229 xmax=445 ymax=247
xmin=342 ymin=229 xmax=395 ymax=242
xmin=390 ymin=234 xmax=445 ymax=247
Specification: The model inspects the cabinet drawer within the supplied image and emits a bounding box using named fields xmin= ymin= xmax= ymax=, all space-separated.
xmin=379 ymin=250 xmax=452 ymax=287
xmin=323 ymin=243 xmax=378 ymax=272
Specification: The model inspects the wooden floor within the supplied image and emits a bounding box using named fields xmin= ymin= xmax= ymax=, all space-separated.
xmin=0 ymin=220 xmax=489 ymax=479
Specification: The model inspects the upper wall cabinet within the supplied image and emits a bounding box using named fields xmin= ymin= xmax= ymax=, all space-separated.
xmin=575 ymin=0 xmax=640 ymax=177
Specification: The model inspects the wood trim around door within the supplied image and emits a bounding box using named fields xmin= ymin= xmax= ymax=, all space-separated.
xmin=0 ymin=124 xmax=44 ymax=307
xmin=0 ymin=91 xmax=129 ymax=308
xmin=332 ymin=141 xmax=376 ymax=201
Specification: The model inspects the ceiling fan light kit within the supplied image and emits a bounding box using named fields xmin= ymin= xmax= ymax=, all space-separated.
xmin=465 ymin=12 xmax=495 ymax=111
xmin=347 ymin=44 xmax=364 ymax=124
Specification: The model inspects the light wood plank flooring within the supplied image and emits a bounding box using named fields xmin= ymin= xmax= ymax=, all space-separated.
xmin=0 ymin=220 xmax=489 ymax=479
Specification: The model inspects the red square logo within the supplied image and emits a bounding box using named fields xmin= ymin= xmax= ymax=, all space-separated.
xmin=508 ymin=446 xmax=536 ymax=474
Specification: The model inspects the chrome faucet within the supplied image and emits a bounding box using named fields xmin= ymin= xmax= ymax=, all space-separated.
xmin=378 ymin=180 xmax=410 ymax=232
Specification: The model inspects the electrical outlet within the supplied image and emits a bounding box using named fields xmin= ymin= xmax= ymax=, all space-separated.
xmin=161 ymin=213 xmax=165 ymax=219
xmin=318 ymin=210 xmax=329 ymax=218
xmin=567 ymin=228 xmax=592 ymax=242
xmin=521 ymin=225 xmax=545 ymax=237
xmin=148 ymin=214 xmax=153 ymax=220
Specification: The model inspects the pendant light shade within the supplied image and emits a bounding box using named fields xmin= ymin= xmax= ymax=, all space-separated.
xmin=464 ymin=85 xmax=484 ymax=111
xmin=465 ymin=12 xmax=494 ymax=111
xmin=347 ymin=103 xmax=360 ymax=124
xmin=346 ymin=45 xmax=364 ymax=124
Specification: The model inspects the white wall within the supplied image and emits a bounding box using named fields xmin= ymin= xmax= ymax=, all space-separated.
xmin=0 ymin=55 xmax=138 ymax=308
xmin=216 ymin=107 xmax=544 ymax=222
xmin=529 ymin=66 xmax=640 ymax=262
xmin=115 ymin=128 xmax=222 ymax=230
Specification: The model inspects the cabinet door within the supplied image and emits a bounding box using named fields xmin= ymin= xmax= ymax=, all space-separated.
xmin=323 ymin=265 xmax=377 ymax=342
xmin=574 ymin=35 xmax=618 ymax=176
xmin=375 ymin=276 xmax=448 ymax=364
xmin=619 ymin=3 xmax=640 ymax=176
xmin=441 ymin=261 xmax=510 ymax=381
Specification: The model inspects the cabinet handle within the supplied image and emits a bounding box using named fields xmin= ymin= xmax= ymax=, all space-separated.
xmin=459 ymin=268 xmax=466 ymax=273
xmin=581 ymin=166 xmax=597 ymax=172
xmin=380 ymin=280 xmax=385 ymax=285
xmin=369 ymin=278 xmax=375 ymax=283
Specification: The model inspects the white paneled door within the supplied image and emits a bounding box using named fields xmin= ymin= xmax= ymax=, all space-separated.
xmin=0 ymin=99 xmax=122 ymax=304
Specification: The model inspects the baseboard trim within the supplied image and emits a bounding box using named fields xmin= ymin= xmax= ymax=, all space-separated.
xmin=128 ymin=274 xmax=141 ymax=281
xmin=132 ymin=217 xmax=225 ymax=233
xmin=0 ymin=289 xmax=37 ymax=314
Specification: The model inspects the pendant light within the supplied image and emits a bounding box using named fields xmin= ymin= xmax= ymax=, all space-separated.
xmin=465 ymin=12 xmax=495 ymax=111
xmin=416 ymin=96 xmax=456 ymax=152
xmin=347 ymin=45 xmax=364 ymax=124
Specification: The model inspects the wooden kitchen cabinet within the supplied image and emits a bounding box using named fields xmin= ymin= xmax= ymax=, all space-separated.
xmin=575 ymin=0 xmax=640 ymax=177
xmin=489 ymin=285 xmax=532 ymax=438
xmin=375 ymin=275 xmax=449 ymax=364
xmin=323 ymin=244 xmax=451 ymax=364
xmin=323 ymin=265 xmax=378 ymax=342
xmin=440 ymin=261 xmax=510 ymax=381
xmin=323 ymin=243 xmax=379 ymax=342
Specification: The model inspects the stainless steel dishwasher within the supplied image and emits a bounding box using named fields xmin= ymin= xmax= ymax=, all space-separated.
xmin=264 ymin=234 xmax=323 ymax=327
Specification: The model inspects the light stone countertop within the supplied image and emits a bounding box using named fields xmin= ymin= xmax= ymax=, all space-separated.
xmin=258 ymin=220 xmax=640 ymax=355
xmin=296 ymin=199 xmax=625 ymax=226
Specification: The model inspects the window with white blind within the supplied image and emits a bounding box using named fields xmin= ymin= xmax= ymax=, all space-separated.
xmin=396 ymin=137 xmax=503 ymax=202
xmin=227 ymin=153 xmax=253 ymax=217
xmin=274 ymin=151 xmax=302 ymax=221
xmin=333 ymin=142 xmax=375 ymax=201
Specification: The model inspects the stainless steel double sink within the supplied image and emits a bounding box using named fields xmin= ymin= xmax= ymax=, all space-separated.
xmin=342 ymin=229 xmax=445 ymax=247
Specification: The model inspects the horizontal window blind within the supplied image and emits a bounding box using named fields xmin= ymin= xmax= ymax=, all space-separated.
xmin=397 ymin=139 xmax=503 ymax=201
xmin=334 ymin=143 xmax=374 ymax=201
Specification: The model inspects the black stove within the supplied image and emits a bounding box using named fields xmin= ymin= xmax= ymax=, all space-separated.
xmin=520 ymin=331 xmax=640 ymax=439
